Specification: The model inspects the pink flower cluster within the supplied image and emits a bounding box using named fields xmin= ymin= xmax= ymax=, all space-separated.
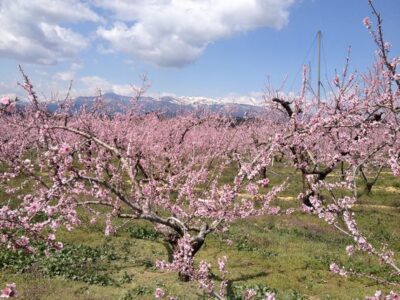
xmin=0 ymin=283 xmax=17 ymax=298
xmin=366 ymin=290 xmax=400 ymax=300
xmin=0 ymin=96 xmax=16 ymax=112
xmin=197 ymin=260 xmax=214 ymax=294
xmin=156 ymin=235 xmax=194 ymax=279
xmin=154 ymin=288 xmax=165 ymax=298
xmin=0 ymin=96 xmax=10 ymax=106
xmin=363 ymin=17 xmax=372 ymax=29
xmin=329 ymin=263 xmax=347 ymax=277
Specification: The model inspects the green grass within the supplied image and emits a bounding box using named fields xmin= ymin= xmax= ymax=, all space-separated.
xmin=0 ymin=164 xmax=399 ymax=299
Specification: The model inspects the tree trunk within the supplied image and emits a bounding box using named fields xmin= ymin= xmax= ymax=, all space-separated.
xmin=164 ymin=231 xmax=206 ymax=282
xmin=364 ymin=182 xmax=373 ymax=195
xmin=260 ymin=166 xmax=267 ymax=179
xmin=301 ymin=172 xmax=314 ymax=207
xmin=179 ymin=272 xmax=190 ymax=282
xmin=341 ymin=161 xmax=345 ymax=181
xmin=164 ymin=232 xmax=180 ymax=262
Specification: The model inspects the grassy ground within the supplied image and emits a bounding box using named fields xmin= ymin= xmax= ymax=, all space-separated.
xmin=0 ymin=164 xmax=399 ymax=299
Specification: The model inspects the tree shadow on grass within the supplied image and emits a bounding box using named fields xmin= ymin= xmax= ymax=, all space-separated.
xmin=212 ymin=271 xmax=270 ymax=299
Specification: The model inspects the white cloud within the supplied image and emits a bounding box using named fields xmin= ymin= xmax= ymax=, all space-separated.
xmin=112 ymin=84 xmax=136 ymax=96
xmin=95 ymin=0 xmax=295 ymax=67
xmin=0 ymin=0 xmax=295 ymax=67
xmin=54 ymin=62 xmax=84 ymax=81
xmin=0 ymin=81 xmax=19 ymax=98
xmin=0 ymin=0 xmax=100 ymax=65
xmin=54 ymin=71 xmax=75 ymax=81
xmin=80 ymin=76 xmax=134 ymax=96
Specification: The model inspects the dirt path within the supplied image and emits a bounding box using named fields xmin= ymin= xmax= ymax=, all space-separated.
xmin=201 ymin=189 xmax=398 ymax=210
xmin=354 ymin=203 xmax=400 ymax=210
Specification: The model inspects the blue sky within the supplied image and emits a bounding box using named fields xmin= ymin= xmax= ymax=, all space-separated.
xmin=0 ymin=0 xmax=399 ymax=102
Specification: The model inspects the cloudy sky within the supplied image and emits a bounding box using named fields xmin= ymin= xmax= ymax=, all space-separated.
xmin=0 ymin=0 xmax=399 ymax=101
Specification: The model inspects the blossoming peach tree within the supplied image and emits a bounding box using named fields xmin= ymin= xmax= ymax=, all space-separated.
xmin=1 ymin=1 xmax=399 ymax=298
xmin=0 ymin=69 xmax=287 ymax=289
xmin=264 ymin=1 xmax=400 ymax=293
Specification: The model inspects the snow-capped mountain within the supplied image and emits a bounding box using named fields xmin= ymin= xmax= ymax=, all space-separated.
xmin=70 ymin=93 xmax=264 ymax=117
xmin=170 ymin=95 xmax=263 ymax=106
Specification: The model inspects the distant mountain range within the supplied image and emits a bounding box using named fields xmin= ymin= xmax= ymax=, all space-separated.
xmin=69 ymin=93 xmax=265 ymax=117
xmin=15 ymin=93 xmax=265 ymax=118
